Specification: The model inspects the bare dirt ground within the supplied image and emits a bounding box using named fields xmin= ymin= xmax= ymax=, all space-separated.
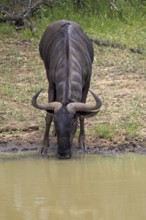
xmin=0 ymin=39 xmax=146 ymax=155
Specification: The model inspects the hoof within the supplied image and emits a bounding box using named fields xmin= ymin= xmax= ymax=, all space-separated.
xmin=78 ymin=141 xmax=87 ymax=151
xmin=39 ymin=146 xmax=48 ymax=156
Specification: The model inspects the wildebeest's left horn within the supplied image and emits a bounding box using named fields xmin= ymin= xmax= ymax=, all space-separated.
xmin=32 ymin=89 xmax=62 ymax=112
xmin=67 ymin=90 xmax=102 ymax=116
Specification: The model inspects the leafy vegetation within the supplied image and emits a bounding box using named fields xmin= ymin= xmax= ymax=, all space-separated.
xmin=1 ymin=0 xmax=146 ymax=49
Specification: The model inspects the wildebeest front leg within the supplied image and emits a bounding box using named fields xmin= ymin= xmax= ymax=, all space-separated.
xmin=78 ymin=116 xmax=87 ymax=151
xmin=40 ymin=112 xmax=53 ymax=155
xmin=78 ymin=84 xmax=90 ymax=151
xmin=40 ymin=86 xmax=54 ymax=155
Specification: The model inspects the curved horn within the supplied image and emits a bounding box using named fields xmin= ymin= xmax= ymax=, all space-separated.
xmin=67 ymin=90 xmax=102 ymax=115
xmin=31 ymin=89 xmax=62 ymax=112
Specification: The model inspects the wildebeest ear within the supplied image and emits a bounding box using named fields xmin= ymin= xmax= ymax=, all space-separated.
xmin=78 ymin=110 xmax=100 ymax=118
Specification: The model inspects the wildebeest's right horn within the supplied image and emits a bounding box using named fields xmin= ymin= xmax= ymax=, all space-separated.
xmin=67 ymin=90 xmax=102 ymax=115
xmin=31 ymin=89 xmax=62 ymax=112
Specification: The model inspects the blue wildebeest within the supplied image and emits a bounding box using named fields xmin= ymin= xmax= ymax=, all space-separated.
xmin=32 ymin=20 xmax=102 ymax=159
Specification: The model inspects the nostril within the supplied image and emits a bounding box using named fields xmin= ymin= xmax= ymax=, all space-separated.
xmin=57 ymin=152 xmax=71 ymax=159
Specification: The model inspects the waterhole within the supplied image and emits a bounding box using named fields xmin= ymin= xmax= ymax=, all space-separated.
xmin=0 ymin=153 xmax=146 ymax=220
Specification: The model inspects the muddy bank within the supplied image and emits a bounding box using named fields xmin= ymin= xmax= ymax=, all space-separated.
xmin=0 ymin=137 xmax=146 ymax=156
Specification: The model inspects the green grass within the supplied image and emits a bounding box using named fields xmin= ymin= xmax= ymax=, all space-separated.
xmin=124 ymin=121 xmax=139 ymax=136
xmin=95 ymin=124 xmax=116 ymax=139
xmin=94 ymin=117 xmax=140 ymax=139
xmin=119 ymin=113 xmax=140 ymax=136
xmin=1 ymin=1 xmax=146 ymax=50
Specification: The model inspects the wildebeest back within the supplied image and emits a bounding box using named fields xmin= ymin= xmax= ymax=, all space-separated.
xmin=39 ymin=20 xmax=94 ymax=105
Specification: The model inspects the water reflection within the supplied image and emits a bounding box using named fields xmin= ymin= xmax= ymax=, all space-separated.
xmin=0 ymin=154 xmax=146 ymax=220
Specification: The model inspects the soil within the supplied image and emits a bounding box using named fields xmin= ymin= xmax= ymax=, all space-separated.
xmin=0 ymin=129 xmax=146 ymax=155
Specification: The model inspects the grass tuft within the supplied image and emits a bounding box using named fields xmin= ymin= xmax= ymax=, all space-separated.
xmin=124 ymin=121 xmax=139 ymax=136
xmin=95 ymin=124 xmax=116 ymax=139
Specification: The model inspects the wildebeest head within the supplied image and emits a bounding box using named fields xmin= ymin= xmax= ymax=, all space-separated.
xmin=54 ymin=106 xmax=77 ymax=158
xmin=32 ymin=89 xmax=101 ymax=158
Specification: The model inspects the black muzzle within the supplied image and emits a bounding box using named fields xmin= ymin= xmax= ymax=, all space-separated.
xmin=57 ymin=150 xmax=72 ymax=159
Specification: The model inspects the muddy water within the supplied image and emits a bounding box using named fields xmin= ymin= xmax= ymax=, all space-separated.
xmin=0 ymin=154 xmax=146 ymax=220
